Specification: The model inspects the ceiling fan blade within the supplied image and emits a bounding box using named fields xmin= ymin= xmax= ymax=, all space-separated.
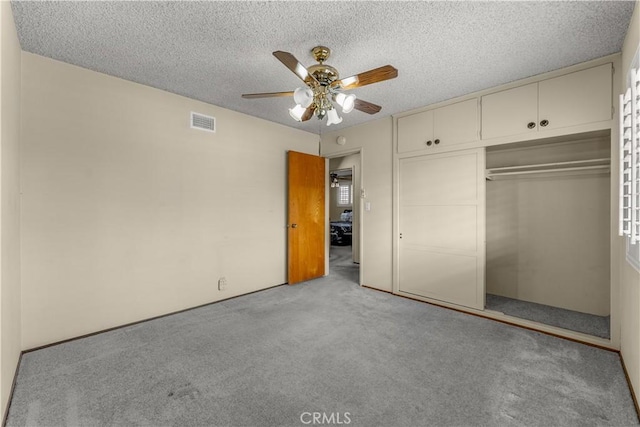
xmin=241 ymin=91 xmax=294 ymax=99
xmin=273 ymin=51 xmax=319 ymax=87
xmin=353 ymin=99 xmax=382 ymax=115
xmin=332 ymin=65 xmax=398 ymax=90
xmin=301 ymin=106 xmax=315 ymax=121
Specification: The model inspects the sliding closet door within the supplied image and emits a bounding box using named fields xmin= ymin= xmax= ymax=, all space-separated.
xmin=398 ymin=148 xmax=485 ymax=310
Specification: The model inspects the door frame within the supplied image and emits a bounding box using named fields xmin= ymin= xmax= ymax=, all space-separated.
xmin=324 ymin=148 xmax=364 ymax=286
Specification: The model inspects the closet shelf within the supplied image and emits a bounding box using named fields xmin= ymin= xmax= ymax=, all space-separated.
xmin=486 ymin=158 xmax=610 ymax=180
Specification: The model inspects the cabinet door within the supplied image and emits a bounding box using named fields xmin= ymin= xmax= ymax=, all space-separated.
xmin=538 ymin=63 xmax=612 ymax=131
xmin=433 ymin=98 xmax=479 ymax=146
xmin=481 ymin=83 xmax=538 ymax=140
xmin=397 ymin=109 xmax=434 ymax=153
xmin=398 ymin=149 xmax=485 ymax=310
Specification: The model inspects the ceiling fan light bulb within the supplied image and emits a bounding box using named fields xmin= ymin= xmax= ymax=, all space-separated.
xmin=326 ymin=108 xmax=343 ymax=126
xmin=289 ymin=104 xmax=306 ymax=122
xmin=342 ymin=94 xmax=356 ymax=113
xmin=335 ymin=92 xmax=356 ymax=114
xmin=293 ymin=87 xmax=314 ymax=108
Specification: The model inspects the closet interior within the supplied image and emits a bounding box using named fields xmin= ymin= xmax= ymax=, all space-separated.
xmin=485 ymin=132 xmax=611 ymax=339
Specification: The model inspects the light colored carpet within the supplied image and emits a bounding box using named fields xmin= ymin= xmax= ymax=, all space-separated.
xmin=486 ymin=293 xmax=610 ymax=339
xmin=6 ymin=258 xmax=638 ymax=426
xmin=330 ymin=244 xmax=358 ymax=283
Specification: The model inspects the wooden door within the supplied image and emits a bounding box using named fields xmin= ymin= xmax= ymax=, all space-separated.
xmin=481 ymin=83 xmax=538 ymax=140
xmin=538 ymin=63 xmax=612 ymax=131
xmin=398 ymin=148 xmax=485 ymax=310
xmin=288 ymin=151 xmax=325 ymax=284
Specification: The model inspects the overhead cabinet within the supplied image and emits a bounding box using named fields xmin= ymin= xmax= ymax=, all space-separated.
xmin=481 ymin=63 xmax=613 ymax=140
xmin=397 ymin=98 xmax=479 ymax=153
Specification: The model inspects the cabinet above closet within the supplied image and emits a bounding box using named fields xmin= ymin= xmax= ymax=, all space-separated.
xmin=397 ymin=98 xmax=479 ymax=153
xmin=481 ymin=63 xmax=613 ymax=140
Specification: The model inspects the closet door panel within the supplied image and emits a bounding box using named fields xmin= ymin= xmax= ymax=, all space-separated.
xmin=433 ymin=98 xmax=479 ymax=146
xmin=397 ymin=109 xmax=434 ymax=153
xmin=538 ymin=63 xmax=612 ymax=131
xmin=398 ymin=149 xmax=485 ymax=310
xmin=402 ymin=205 xmax=477 ymax=253
xmin=400 ymin=250 xmax=478 ymax=308
xmin=400 ymin=153 xmax=478 ymax=204
xmin=481 ymin=83 xmax=538 ymax=140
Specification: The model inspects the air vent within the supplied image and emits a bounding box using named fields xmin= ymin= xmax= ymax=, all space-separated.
xmin=190 ymin=112 xmax=215 ymax=133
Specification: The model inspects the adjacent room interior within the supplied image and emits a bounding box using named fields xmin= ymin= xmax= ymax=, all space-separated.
xmin=2 ymin=1 xmax=640 ymax=426
xmin=329 ymin=154 xmax=361 ymax=286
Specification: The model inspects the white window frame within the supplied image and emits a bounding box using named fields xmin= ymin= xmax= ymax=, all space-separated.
xmin=620 ymin=49 xmax=640 ymax=272
xmin=337 ymin=183 xmax=353 ymax=207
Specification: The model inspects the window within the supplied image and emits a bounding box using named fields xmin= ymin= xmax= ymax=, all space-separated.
xmin=337 ymin=184 xmax=353 ymax=206
xmin=620 ymin=61 xmax=640 ymax=271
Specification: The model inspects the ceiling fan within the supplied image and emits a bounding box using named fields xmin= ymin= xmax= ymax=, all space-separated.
xmin=242 ymin=46 xmax=398 ymax=126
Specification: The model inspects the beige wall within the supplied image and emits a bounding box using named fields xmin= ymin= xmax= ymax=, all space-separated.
xmin=486 ymin=138 xmax=611 ymax=316
xmin=620 ymin=0 xmax=640 ymax=406
xmin=0 ymin=1 xmax=22 ymax=418
xmin=20 ymin=53 xmax=317 ymax=349
xmin=321 ymin=119 xmax=393 ymax=291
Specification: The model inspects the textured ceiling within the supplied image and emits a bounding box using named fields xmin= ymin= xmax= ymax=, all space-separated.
xmin=10 ymin=1 xmax=635 ymax=135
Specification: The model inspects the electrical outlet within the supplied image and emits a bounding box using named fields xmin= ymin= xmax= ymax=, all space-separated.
xmin=218 ymin=277 xmax=226 ymax=291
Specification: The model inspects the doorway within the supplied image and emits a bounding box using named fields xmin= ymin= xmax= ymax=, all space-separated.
xmin=328 ymin=154 xmax=361 ymax=285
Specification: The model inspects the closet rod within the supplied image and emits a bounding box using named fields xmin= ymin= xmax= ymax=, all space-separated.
xmin=486 ymin=158 xmax=610 ymax=173
xmin=486 ymin=164 xmax=610 ymax=180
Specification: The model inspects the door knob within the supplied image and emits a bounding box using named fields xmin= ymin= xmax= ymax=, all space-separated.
xmin=291 ymin=224 xmax=297 ymax=228
xmin=540 ymin=119 xmax=549 ymax=127
xmin=527 ymin=122 xmax=536 ymax=129
xmin=426 ymin=140 xmax=432 ymax=146
xmin=434 ymin=139 xmax=440 ymax=145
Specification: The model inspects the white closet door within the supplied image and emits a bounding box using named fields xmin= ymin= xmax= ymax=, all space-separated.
xmin=399 ymin=148 xmax=485 ymax=310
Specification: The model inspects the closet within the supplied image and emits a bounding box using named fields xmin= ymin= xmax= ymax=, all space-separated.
xmin=394 ymin=56 xmax=616 ymax=343
xmin=485 ymin=134 xmax=611 ymax=338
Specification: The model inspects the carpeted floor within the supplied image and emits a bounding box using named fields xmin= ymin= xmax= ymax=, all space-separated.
xmin=6 ymin=250 xmax=638 ymax=426
xmin=486 ymin=294 xmax=611 ymax=339
xmin=329 ymin=244 xmax=359 ymax=283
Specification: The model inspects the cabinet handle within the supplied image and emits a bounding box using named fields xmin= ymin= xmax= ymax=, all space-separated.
xmin=540 ymin=119 xmax=549 ymax=127
xmin=434 ymin=139 xmax=440 ymax=145
xmin=527 ymin=122 xmax=536 ymax=129
xmin=426 ymin=140 xmax=432 ymax=146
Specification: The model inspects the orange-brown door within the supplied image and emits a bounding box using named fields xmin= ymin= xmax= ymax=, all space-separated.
xmin=288 ymin=151 xmax=325 ymax=284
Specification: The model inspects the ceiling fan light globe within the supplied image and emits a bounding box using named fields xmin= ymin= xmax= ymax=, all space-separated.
xmin=293 ymin=87 xmax=314 ymax=108
xmin=289 ymin=104 xmax=306 ymax=122
xmin=326 ymin=108 xmax=343 ymax=126
xmin=335 ymin=93 xmax=356 ymax=114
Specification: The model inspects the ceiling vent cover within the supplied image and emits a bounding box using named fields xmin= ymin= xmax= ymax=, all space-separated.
xmin=190 ymin=112 xmax=216 ymax=133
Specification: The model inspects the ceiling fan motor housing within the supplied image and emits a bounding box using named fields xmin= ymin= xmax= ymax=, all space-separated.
xmin=308 ymin=64 xmax=339 ymax=86
xmin=309 ymin=46 xmax=339 ymax=86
